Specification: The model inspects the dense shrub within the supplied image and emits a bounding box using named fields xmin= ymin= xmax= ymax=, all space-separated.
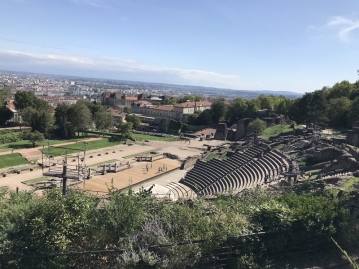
xmin=0 ymin=186 xmax=355 ymax=268
xmin=0 ymin=131 xmax=21 ymax=143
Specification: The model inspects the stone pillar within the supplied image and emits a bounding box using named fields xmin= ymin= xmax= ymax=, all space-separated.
xmin=87 ymin=168 xmax=92 ymax=179
xmin=102 ymin=165 xmax=107 ymax=175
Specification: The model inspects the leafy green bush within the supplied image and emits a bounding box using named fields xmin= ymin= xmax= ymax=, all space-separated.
xmin=0 ymin=186 xmax=354 ymax=268
xmin=0 ymin=132 xmax=21 ymax=143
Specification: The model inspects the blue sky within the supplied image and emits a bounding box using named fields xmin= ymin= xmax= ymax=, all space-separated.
xmin=0 ymin=0 xmax=359 ymax=93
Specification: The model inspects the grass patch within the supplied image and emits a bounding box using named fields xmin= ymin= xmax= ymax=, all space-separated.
xmin=274 ymin=144 xmax=284 ymax=149
xmin=341 ymin=176 xmax=359 ymax=190
xmin=261 ymin=124 xmax=293 ymax=140
xmin=290 ymin=152 xmax=299 ymax=158
xmin=0 ymin=136 xmax=95 ymax=152
xmin=124 ymin=149 xmax=160 ymax=159
xmin=42 ymin=139 xmax=120 ymax=157
xmin=0 ymin=186 xmax=8 ymax=192
xmin=0 ymin=153 xmax=29 ymax=169
xmin=204 ymin=153 xmax=220 ymax=161
xmin=89 ymin=159 xmax=119 ymax=168
xmin=132 ymin=133 xmax=176 ymax=142
xmin=23 ymin=176 xmax=49 ymax=185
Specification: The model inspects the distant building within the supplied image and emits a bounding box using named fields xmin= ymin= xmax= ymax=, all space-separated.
xmin=101 ymin=92 xmax=138 ymax=109
xmin=131 ymin=101 xmax=212 ymax=122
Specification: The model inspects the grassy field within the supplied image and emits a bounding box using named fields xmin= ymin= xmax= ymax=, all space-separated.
xmin=261 ymin=124 xmax=293 ymax=140
xmin=124 ymin=149 xmax=160 ymax=159
xmin=0 ymin=136 xmax=95 ymax=152
xmin=132 ymin=133 xmax=176 ymax=142
xmin=42 ymin=139 xmax=121 ymax=157
xmin=0 ymin=153 xmax=29 ymax=169
xmin=341 ymin=176 xmax=359 ymax=190
xmin=23 ymin=176 xmax=49 ymax=185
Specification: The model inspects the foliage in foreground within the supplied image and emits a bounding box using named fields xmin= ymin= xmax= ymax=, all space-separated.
xmin=0 ymin=185 xmax=356 ymax=268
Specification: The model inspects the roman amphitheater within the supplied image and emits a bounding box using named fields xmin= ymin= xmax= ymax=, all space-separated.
xmin=1 ymin=128 xmax=359 ymax=200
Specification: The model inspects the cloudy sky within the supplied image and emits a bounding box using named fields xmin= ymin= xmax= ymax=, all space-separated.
xmin=0 ymin=0 xmax=359 ymax=93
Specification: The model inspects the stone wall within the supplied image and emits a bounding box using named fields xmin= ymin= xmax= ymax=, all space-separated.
xmin=180 ymin=156 xmax=199 ymax=170
xmin=214 ymin=123 xmax=228 ymax=140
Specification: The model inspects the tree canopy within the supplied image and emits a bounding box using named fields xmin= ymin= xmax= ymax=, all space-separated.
xmin=21 ymin=130 xmax=45 ymax=147
xmin=246 ymin=118 xmax=266 ymax=135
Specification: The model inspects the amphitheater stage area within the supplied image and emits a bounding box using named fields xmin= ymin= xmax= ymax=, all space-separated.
xmin=71 ymin=158 xmax=181 ymax=194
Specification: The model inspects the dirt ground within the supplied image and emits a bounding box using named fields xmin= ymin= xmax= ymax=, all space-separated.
xmin=0 ymin=138 xmax=225 ymax=193
xmin=71 ymin=158 xmax=181 ymax=194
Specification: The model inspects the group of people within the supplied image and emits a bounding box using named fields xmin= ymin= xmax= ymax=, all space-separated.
xmin=145 ymin=162 xmax=153 ymax=173
xmin=144 ymin=162 xmax=168 ymax=173
xmin=158 ymin=164 xmax=168 ymax=173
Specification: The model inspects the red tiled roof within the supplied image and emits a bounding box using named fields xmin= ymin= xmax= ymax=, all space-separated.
xmin=151 ymin=105 xmax=174 ymax=111
xmin=125 ymin=96 xmax=138 ymax=101
xmin=174 ymin=101 xmax=212 ymax=108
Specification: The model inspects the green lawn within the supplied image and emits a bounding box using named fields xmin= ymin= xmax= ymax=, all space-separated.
xmin=42 ymin=139 xmax=121 ymax=157
xmin=124 ymin=149 xmax=160 ymax=159
xmin=23 ymin=176 xmax=49 ymax=185
xmin=261 ymin=124 xmax=293 ymax=140
xmin=0 ymin=136 xmax=94 ymax=153
xmin=274 ymin=144 xmax=285 ymax=150
xmin=204 ymin=153 xmax=220 ymax=161
xmin=0 ymin=153 xmax=29 ymax=169
xmin=132 ymin=133 xmax=176 ymax=142
xmin=341 ymin=177 xmax=359 ymax=190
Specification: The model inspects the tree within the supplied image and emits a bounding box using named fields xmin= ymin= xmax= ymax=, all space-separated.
xmin=347 ymin=97 xmax=359 ymax=127
xmin=244 ymin=99 xmax=260 ymax=118
xmin=327 ymin=80 xmax=354 ymax=100
xmin=68 ymin=103 xmax=92 ymax=136
xmin=0 ymin=106 xmax=13 ymax=126
xmin=275 ymin=98 xmax=293 ymax=116
xmin=196 ymin=109 xmax=213 ymax=125
xmin=0 ymin=87 xmax=12 ymax=106
xmin=95 ymin=111 xmax=114 ymax=135
xmin=210 ymin=100 xmax=226 ymax=124
xmin=14 ymin=91 xmax=51 ymax=111
xmin=187 ymin=110 xmax=201 ymax=125
xmin=257 ymin=95 xmax=273 ymax=110
xmin=21 ymin=107 xmax=54 ymax=134
xmin=117 ymin=122 xmax=133 ymax=139
xmin=123 ymin=107 xmax=132 ymax=114
xmin=54 ymin=104 xmax=75 ymax=139
xmin=226 ymin=97 xmax=247 ymax=124
xmin=326 ymin=97 xmax=351 ymax=128
xmin=21 ymin=130 xmax=45 ymax=147
xmin=304 ymin=90 xmax=328 ymax=127
xmin=167 ymin=97 xmax=178 ymax=105
xmin=246 ymin=118 xmax=266 ymax=135
xmin=125 ymin=114 xmax=141 ymax=129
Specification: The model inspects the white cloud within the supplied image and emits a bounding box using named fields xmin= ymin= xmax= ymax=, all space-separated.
xmin=0 ymin=50 xmax=250 ymax=89
xmin=316 ymin=15 xmax=359 ymax=41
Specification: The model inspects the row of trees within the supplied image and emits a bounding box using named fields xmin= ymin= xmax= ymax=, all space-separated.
xmin=187 ymin=80 xmax=359 ymax=130
xmin=10 ymin=91 xmax=140 ymax=142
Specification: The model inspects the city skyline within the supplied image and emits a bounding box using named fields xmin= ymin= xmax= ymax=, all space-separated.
xmin=1 ymin=0 xmax=359 ymax=93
